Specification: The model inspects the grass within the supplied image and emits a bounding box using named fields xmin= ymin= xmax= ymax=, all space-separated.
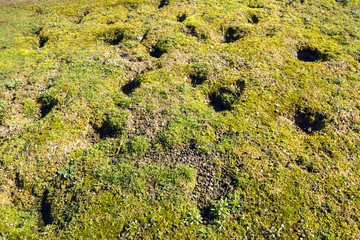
xmin=0 ymin=0 xmax=360 ymax=238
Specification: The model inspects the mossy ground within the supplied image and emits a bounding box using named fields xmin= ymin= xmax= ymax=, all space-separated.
xmin=1 ymin=0 xmax=360 ymax=238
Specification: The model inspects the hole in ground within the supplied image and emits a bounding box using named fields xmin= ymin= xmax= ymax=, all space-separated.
xmin=93 ymin=113 xmax=127 ymax=139
xmin=209 ymin=80 xmax=245 ymax=112
xmin=297 ymin=46 xmax=328 ymax=62
xmin=177 ymin=13 xmax=187 ymax=22
xmin=15 ymin=172 xmax=25 ymax=188
xmin=249 ymin=15 xmax=259 ymax=24
xmin=294 ymin=107 xmax=331 ymax=133
xmin=149 ymin=44 xmax=167 ymax=58
xmin=190 ymin=71 xmax=207 ymax=86
xmin=159 ymin=0 xmax=169 ymax=8
xmin=104 ymin=28 xmax=124 ymax=45
xmin=41 ymin=189 xmax=53 ymax=226
xmin=185 ymin=24 xmax=207 ymax=39
xmin=224 ymin=26 xmax=248 ymax=43
xmin=38 ymin=92 xmax=58 ymax=118
xmin=39 ymin=34 xmax=48 ymax=48
xmin=122 ymin=77 xmax=142 ymax=95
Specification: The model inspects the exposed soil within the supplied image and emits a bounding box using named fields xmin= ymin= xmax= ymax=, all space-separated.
xmin=139 ymin=145 xmax=234 ymax=208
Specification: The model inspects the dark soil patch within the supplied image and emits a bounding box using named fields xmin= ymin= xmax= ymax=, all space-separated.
xmin=40 ymin=189 xmax=53 ymax=226
xmin=297 ymin=46 xmax=328 ymax=62
xmin=159 ymin=0 xmax=169 ymax=8
xmin=294 ymin=107 xmax=331 ymax=133
xmin=209 ymin=80 xmax=245 ymax=112
xmin=224 ymin=26 xmax=249 ymax=43
xmin=122 ymin=77 xmax=142 ymax=95
xmin=139 ymin=145 xmax=234 ymax=208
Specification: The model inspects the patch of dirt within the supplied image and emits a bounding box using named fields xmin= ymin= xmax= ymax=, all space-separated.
xmin=139 ymin=145 xmax=234 ymax=208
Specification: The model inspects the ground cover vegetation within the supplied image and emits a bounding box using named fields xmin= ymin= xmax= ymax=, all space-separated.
xmin=0 ymin=0 xmax=360 ymax=238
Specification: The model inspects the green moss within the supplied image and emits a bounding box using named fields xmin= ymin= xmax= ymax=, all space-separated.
xmin=0 ymin=100 xmax=6 ymax=124
xmin=0 ymin=0 xmax=360 ymax=238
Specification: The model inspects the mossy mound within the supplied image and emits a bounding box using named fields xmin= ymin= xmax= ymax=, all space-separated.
xmin=0 ymin=0 xmax=360 ymax=238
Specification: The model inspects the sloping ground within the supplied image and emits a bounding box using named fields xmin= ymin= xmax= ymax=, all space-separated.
xmin=0 ymin=0 xmax=360 ymax=238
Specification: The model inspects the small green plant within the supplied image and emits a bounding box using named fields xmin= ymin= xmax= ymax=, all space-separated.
xmin=209 ymin=198 xmax=230 ymax=228
xmin=5 ymin=78 xmax=24 ymax=90
xmin=57 ymin=166 xmax=76 ymax=180
xmin=184 ymin=208 xmax=202 ymax=226
xmin=124 ymin=136 xmax=150 ymax=156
